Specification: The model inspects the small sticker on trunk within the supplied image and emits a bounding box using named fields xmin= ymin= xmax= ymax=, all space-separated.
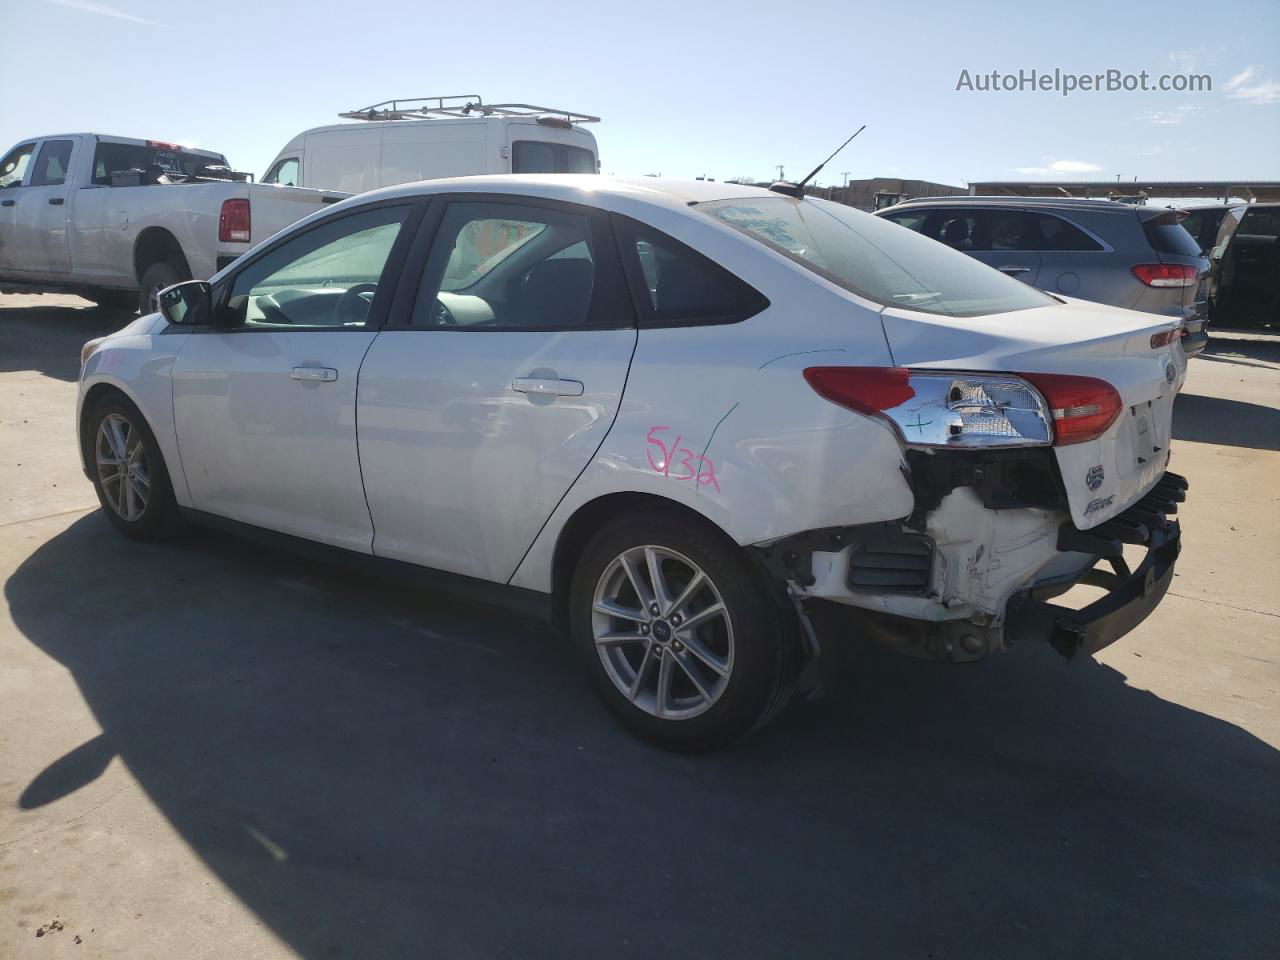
xmin=1086 ymin=465 xmax=1105 ymax=491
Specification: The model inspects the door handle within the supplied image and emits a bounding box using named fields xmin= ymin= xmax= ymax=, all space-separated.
xmin=998 ymin=265 xmax=1032 ymax=275
xmin=0 ymin=199 xmax=14 ymax=207
xmin=511 ymin=377 xmax=584 ymax=397
xmin=48 ymin=197 xmax=65 ymax=206
xmin=290 ymin=366 xmax=338 ymax=382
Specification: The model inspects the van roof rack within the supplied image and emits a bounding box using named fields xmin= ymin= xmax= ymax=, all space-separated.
xmin=338 ymin=96 xmax=600 ymax=124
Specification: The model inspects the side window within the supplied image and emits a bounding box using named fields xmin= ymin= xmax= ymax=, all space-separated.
xmin=616 ymin=218 xmax=769 ymax=327
xmin=224 ymin=205 xmax=410 ymax=329
xmin=987 ymin=210 xmax=1029 ymax=251
xmin=264 ymin=157 xmax=299 ymax=187
xmin=0 ymin=143 xmax=35 ymax=188
xmin=1030 ymin=214 xmax=1103 ymax=251
xmin=30 ymin=140 xmax=73 ymax=187
xmin=881 ymin=210 xmax=929 ymax=232
xmin=935 ymin=212 xmax=983 ymax=251
xmin=411 ymin=200 xmax=628 ymax=330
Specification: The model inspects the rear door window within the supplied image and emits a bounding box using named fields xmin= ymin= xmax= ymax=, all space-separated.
xmin=511 ymin=141 xmax=596 ymax=174
xmin=410 ymin=200 xmax=631 ymax=330
xmin=30 ymin=140 xmax=74 ymax=187
xmin=0 ymin=143 xmax=35 ymax=188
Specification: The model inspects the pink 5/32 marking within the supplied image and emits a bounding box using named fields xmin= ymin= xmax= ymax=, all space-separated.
xmin=645 ymin=426 xmax=721 ymax=492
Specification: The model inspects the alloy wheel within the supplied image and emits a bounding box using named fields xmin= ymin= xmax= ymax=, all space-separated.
xmin=96 ymin=413 xmax=150 ymax=522
xmin=591 ymin=545 xmax=735 ymax=720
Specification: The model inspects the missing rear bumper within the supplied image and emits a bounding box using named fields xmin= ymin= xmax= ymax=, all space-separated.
xmin=1005 ymin=472 xmax=1187 ymax=659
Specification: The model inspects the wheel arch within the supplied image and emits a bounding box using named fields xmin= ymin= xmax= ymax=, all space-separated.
xmin=547 ymin=491 xmax=744 ymax=627
xmin=132 ymin=227 xmax=192 ymax=284
xmin=78 ymin=380 xmax=152 ymax=478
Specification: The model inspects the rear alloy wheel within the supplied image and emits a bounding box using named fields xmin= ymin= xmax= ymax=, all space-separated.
xmin=88 ymin=398 xmax=179 ymax=540
xmin=571 ymin=512 xmax=799 ymax=751
xmin=592 ymin=545 xmax=734 ymax=721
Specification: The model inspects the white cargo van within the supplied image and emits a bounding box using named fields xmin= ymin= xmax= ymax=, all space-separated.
xmin=262 ymin=96 xmax=601 ymax=194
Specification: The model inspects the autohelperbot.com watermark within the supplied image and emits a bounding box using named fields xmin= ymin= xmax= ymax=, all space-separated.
xmin=955 ymin=68 xmax=1212 ymax=96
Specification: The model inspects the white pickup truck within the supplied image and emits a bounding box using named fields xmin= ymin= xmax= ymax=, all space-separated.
xmin=0 ymin=133 xmax=346 ymax=311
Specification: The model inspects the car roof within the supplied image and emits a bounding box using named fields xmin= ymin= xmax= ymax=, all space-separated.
xmin=882 ymin=195 xmax=1143 ymax=215
xmin=344 ymin=174 xmax=780 ymax=214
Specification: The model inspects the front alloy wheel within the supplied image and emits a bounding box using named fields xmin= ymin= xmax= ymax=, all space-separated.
xmin=96 ymin=413 xmax=150 ymax=521
xmin=592 ymin=545 xmax=735 ymax=720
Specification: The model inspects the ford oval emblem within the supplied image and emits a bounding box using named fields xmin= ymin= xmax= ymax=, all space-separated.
xmin=1166 ymin=362 xmax=1177 ymax=384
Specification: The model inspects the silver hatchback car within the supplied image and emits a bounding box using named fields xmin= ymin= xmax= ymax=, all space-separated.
xmin=876 ymin=197 xmax=1210 ymax=355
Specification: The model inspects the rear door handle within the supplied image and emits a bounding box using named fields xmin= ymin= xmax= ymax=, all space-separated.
xmin=0 ymin=199 xmax=14 ymax=207
xmin=291 ymin=366 xmax=338 ymax=383
xmin=48 ymin=197 xmax=65 ymax=206
xmin=997 ymin=265 xmax=1032 ymax=274
xmin=511 ymin=377 xmax=584 ymax=397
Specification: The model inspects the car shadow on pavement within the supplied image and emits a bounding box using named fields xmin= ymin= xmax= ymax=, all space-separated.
xmin=0 ymin=302 xmax=136 ymax=381
xmin=1172 ymin=392 xmax=1280 ymax=451
xmin=6 ymin=514 xmax=1278 ymax=959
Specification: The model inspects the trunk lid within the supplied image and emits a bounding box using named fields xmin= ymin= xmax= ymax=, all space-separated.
xmin=880 ymin=298 xmax=1185 ymax=530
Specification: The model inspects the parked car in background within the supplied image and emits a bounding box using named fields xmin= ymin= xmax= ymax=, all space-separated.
xmin=78 ymin=175 xmax=1188 ymax=751
xmin=1181 ymin=203 xmax=1279 ymax=329
xmin=263 ymin=96 xmax=600 ymax=194
xmin=876 ymin=196 xmax=1211 ymax=355
xmin=0 ymin=134 xmax=346 ymax=312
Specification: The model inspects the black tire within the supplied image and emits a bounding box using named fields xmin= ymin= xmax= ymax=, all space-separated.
xmin=569 ymin=510 xmax=800 ymax=752
xmin=137 ymin=260 xmax=184 ymax=315
xmin=86 ymin=394 xmax=180 ymax=541
xmin=87 ymin=290 xmax=137 ymax=312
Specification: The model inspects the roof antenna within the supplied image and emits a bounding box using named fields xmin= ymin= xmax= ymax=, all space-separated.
xmin=770 ymin=125 xmax=866 ymax=199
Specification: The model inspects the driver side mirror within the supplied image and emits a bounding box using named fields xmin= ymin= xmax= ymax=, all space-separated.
xmin=157 ymin=280 xmax=212 ymax=326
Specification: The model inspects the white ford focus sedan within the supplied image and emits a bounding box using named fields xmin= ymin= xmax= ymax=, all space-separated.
xmin=78 ymin=176 xmax=1189 ymax=751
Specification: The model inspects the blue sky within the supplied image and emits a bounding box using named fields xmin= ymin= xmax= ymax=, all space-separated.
xmin=3 ymin=0 xmax=1277 ymax=187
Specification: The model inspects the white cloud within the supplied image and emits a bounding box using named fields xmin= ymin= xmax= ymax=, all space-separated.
xmin=1138 ymin=103 xmax=1202 ymax=125
xmin=1014 ymin=159 xmax=1104 ymax=176
xmin=1168 ymin=50 xmax=1205 ymax=72
xmin=1224 ymin=66 xmax=1280 ymax=105
xmin=42 ymin=0 xmax=158 ymax=25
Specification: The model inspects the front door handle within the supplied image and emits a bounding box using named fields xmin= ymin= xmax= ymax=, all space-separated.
xmin=48 ymin=197 xmax=65 ymax=206
xmin=291 ymin=366 xmax=338 ymax=383
xmin=512 ymin=377 xmax=584 ymax=397
xmin=0 ymin=199 xmax=14 ymax=207
xmin=998 ymin=265 xmax=1032 ymax=275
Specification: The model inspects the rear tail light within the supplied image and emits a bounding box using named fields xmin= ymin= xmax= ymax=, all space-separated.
xmin=1019 ymin=373 xmax=1122 ymax=446
xmin=218 ymin=198 xmax=251 ymax=243
xmin=1150 ymin=328 xmax=1181 ymax=348
xmin=804 ymin=367 xmax=1052 ymax=448
xmin=1131 ymin=263 xmax=1197 ymax=288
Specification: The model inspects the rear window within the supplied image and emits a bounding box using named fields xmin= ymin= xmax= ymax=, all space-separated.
xmin=698 ymin=197 xmax=1054 ymax=318
xmin=511 ymin=141 xmax=596 ymax=174
xmin=1142 ymin=212 xmax=1203 ymax=257
xmin=92 ymin=141 xmax=228 ymax=185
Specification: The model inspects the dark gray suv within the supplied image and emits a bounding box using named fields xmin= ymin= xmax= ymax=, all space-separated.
xmin=876 ymin=197 xmax=1210 ymax=355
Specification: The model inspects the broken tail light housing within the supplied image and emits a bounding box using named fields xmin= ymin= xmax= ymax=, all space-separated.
xmin=1131 ymin=263 xmax=1198 ymax=288
xmin=804 ymin=367 xmax=1052 ymax=448
xmin=218 ymin=198 xmax=251 ymax=243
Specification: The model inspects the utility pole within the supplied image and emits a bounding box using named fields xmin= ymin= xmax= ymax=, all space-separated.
xmin=776 ymin=164 xmax=785 ymax=181
xmin=841 ymin=171 xmax=851 ymax=187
